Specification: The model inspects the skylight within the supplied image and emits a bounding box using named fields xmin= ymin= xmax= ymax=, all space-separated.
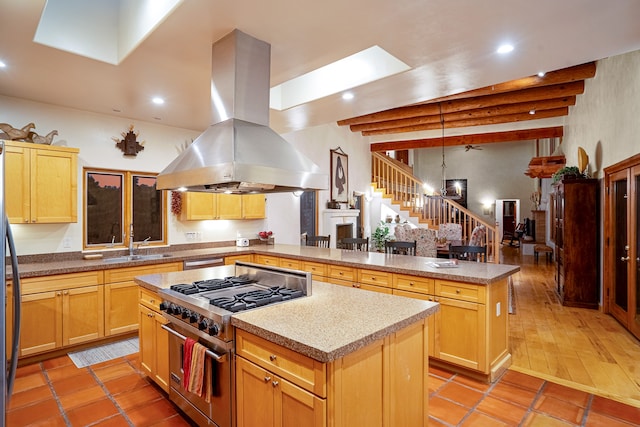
xmin=270 ymin=46 xmax=411 ymax=111
xmin=34 ymin=0 xmax=183 ymax=65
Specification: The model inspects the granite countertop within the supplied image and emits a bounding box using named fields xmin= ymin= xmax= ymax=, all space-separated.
xmin=10 ymin=243 xmax=519 ymax=284
xmin=134 ymin=268 xmax=439 ymax=363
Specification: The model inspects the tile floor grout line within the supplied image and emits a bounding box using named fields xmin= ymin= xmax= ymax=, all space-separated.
xmin=41 ymin=362 xmax=73 ymax=427
xmin=87 ymin=362 xmax=136 ymax=427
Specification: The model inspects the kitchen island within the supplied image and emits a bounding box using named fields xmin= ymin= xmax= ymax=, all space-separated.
xmin=135 ymin=264 xmax=439 ymax=427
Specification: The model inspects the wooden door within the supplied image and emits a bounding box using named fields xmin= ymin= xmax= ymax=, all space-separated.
xmin=31 ymin=147 xmax=77 ymax=223
xmin=20 ymin=291 xmax=63 ymax=356
xmin=138 ymin=304 xmax=156 ymax=378
xmin=105 ymin=282 xmax=139 ymax=335
xmin=236 ymin=357 xmax=275 ymax=427
xmin=63 ymin=285 xmax=104 ymax=346
xmin=631 ymin=166 xmax=640 ymax=338
xmin=276 ymin=376 xmax=325 ymax=427
xmin=609 ymin=169 xmax=630 ymax=325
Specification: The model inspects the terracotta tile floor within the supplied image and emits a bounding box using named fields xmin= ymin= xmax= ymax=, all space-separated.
xmin=8 ymin=352 xmax=640 ymax=426
xmin=428 ymin=366 xmax=640 ymax=426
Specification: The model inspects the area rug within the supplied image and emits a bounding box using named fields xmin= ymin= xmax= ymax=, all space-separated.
xmin=68 ymin=337 xmax=138 ymax=368
xmin=508 ymin=277 xmax=516 ymax=314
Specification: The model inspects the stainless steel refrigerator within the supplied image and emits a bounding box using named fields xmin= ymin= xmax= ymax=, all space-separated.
xmin=1 ymin=140 xmax=21 ymax=426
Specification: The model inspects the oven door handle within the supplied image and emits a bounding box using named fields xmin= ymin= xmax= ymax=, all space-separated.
xmin=161 ymin=324 xmax=228 ymax=363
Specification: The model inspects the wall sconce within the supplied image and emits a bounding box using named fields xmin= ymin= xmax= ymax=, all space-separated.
xmin=482 ymin=201 xmax=493 ymax=216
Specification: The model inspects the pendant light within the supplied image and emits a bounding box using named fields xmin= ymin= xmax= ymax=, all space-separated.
xmin=428 ymin=102 xmax=461 ymax=200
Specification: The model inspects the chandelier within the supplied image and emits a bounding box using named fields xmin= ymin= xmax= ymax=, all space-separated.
xmin=427 ymin=103 xmax=461 ymax=200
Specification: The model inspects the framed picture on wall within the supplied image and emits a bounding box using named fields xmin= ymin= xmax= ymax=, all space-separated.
xmin=330 ymin=148 xmax=349 ymax=202
xmin=445 ymin=179 xmax=467 ymax=208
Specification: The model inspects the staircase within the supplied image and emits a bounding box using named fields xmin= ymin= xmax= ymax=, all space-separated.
xmin=371 ymin=152 xmax=500 ymax=263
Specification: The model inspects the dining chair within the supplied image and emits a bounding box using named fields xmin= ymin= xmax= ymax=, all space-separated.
xmin=340 ymin=237 xmax=369 ymax=251
xmin=304 ymin=235 xmax=331 ymax=248
xmin=385 ymin=240 xmax=417 ymax=256
xmin=449 ymin=245 xmax=487 ymax=262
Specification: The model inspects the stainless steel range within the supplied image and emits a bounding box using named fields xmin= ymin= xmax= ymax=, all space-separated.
xmin=158 ymin=262 xmax=311 ymax=427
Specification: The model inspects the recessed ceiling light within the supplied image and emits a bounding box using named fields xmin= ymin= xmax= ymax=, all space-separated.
xmin=0 ymin=60 xmax=6 ymax=68
xmin=537 ymin=71 xmax=546 ymax=77
xmin=342 ymin=92 xmax=354 ymax=100
xmin=496 ymin=44 xmax=514 ymax=54
xmin=152 ymin=97 xmax=165 ymax=105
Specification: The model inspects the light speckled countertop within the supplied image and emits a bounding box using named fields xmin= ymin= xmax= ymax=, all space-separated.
xmin=134 ymin=267 xmax=439 ymax=363
xmin=12 ymin=243 xmax=519 ymax=284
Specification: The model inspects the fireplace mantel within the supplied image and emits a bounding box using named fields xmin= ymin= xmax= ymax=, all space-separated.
xmin=322 ymin=209 xmax=360 ymax=248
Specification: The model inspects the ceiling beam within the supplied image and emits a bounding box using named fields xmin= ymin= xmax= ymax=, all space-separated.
xmin=369 ymin=126 xmax=564 ymax=152
xmin=350 ymin=96 xmax=576 ymax=133
xmin=339 ymin=81 xmax=584 ymax=129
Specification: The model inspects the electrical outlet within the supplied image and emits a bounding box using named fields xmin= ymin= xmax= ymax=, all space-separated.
xmin=63 ymin=237 xmax=71 ymax=248
xmin=496 ymin=301 xmax=501 ymax=317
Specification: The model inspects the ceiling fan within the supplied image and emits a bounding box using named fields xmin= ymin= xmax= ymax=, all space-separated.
xmin=464 ymin=144 xmax=482 ymax=152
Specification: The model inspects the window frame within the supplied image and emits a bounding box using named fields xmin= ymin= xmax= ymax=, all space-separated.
xmin=83 ymin=167 xmax=168 ymax=251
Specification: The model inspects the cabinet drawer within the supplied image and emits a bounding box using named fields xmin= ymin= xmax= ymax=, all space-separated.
xmin=328 ymin=265 xmax=355 ymax=282
xmin=393 ymin=274 xmax=434 ymax=295
xmin=236 ymin=329 xmax=326 ymax=397
xmin=139 ymin=288 xmax=162 ymax=312
xmin=301 ymin=261 xmax=327 ymax=278
xmin=225 ymin=254 xmax=253 ymax=265
xmin=104 ymin=262 xmax=182 ymax=283
xmin=254 ymin=254 xmax=279 ymax=267
xmin=279 ymin=258 xmax=301 ymax=270
xmin=435 ymin=280 xmax=485 ymax=304
xmin=358 ymin=269 xmax=391 ymax=288
xmin=22 ymin=271 xmax=103 ymax=294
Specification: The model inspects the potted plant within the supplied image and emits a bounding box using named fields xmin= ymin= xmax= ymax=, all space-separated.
xmin=372 ymin=222 xmax=390 ymax=252
xmin=552 ymin=166 xmax=582 ymax=183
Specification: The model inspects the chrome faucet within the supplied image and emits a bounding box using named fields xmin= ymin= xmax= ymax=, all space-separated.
xmin=128 ymin=224 xmax=134 ymax=256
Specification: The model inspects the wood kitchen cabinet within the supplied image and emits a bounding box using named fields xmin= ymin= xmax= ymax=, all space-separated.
xmin=225 ymin=254 xmax=254 ymax=265
xmin=181 ymin=192 xmax=265 ymax=220
xmin=19 ymin=271 xmax=104 ymax=356
xmin=139 ymin=288 xmax=170 ymax=392
xmin=236 ymin=319 xmax=428 ymax=427
xmin=104 ymin=262 xmax=182 ymax=336
xmin=5 ymin=140 xmax=78 ymax=224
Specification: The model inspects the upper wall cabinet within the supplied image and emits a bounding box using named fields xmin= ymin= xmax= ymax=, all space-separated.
xmin=5 ymin=140 xmax=79 ymax=224
xmin=181 ymin=192 xmax=265 ymax=220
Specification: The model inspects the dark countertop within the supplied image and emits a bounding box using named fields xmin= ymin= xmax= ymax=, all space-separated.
xmin=10 ymin=243 xmax=519 ymax=285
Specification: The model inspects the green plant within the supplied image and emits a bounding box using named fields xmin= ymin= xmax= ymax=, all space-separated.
xmin=552 ymin=166 xmax=582 ymax=183
xmin=372 ymin=222 xmax=390 ymax=251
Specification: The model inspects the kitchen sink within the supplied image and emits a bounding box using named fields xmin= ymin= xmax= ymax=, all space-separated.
xmin=103 ymin=253 xmax=173 ymax=264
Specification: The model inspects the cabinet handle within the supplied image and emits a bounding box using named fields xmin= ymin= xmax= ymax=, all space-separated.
xmin=150 ymin=299 xmax=155 ymax=303
xmin=409 ymin=282 xmax=414 ymax=286
xmin=147 ymin=312 xmax=154 ymax=318
xmin=24 ymin=218 xmax=28 ymax=223
xmin=63 ymin=290 xmax=69 ymax=295
xmin=339 ymin=272 xmax=343 ymax=276
xmin=269 ymin=354 xmax=277 ymax=361
xmin=621 ymin=256 xmax=630 ymax=262
xmin=264 ymin=376 xmax=271 ymax=382
xmin=371 ymin=277 xmax=376 ymax=281
xmin=272 ymin=381 xmax=279 ymax=387
xmin=56 ymin=291 xmax=62 ymax=296
xmin=456 ymin=289 xmax=461 ymax=294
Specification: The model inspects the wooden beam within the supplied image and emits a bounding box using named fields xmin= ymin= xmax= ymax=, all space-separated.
xmin=338 ymin=81 xmax=584 ymax=127
xmin=369 ymin=127 xmax=564 ymax=152
xmin=362 ymin=107 xmax=568 ymax=136
xmin=349 ymin=96 xmax=576 ymax=133
xmin=426 ymin=62 xmax=595 ymax=103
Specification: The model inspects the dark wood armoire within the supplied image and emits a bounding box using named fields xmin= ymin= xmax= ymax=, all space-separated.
xmin=554 ymin=178 xmax=599 ymax=308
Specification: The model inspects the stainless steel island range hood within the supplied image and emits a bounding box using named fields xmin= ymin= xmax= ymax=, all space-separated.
xmin=157 ymin=29 xmax=328 ymax=194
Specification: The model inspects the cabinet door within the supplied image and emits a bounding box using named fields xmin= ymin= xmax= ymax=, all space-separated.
xmin=393 ymin=289 xmax=437 ymax=358
xmin=182 ymin=192 xmax=216 ymax=220
xmin=63 ymin=285 xmax=104 ymax=346
xmin=434 ymin=296 xmax=486 ymax=371
xmin=105 ymin=282 xmax=139 ymax=335
xmin=31 ymin=147 xmax=78 ymax=223
xmin=276 ymin=376 xmax=326 ymax=427
xmin=218 ymin=194 xmax=242 ymax=219
xmin=20 ymin=291 xmax=63 ymax=356
xmin=236 ymin=357 xmax=275 ymax=427
xmin=5 ymin=143 xmax=30 ymax=224
xmin=242 ymin=194 xmax=266 ymax=219
xmin=139 ymin=304 xmax=157 ymax=378
xmin=154 ymin=313 xmax=170 ymax=392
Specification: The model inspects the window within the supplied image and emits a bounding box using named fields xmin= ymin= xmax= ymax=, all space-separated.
xmin=84 ymin=168 xmax=167 ymax=250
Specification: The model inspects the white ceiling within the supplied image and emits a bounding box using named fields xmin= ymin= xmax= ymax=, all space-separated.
xmin=1 ymin=0 xmax=639 ymax=136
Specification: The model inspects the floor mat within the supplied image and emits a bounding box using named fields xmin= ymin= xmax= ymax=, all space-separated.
xmin=68 ymin=337 xmax=138 ymax=368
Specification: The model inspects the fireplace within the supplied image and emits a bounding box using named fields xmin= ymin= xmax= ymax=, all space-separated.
xmin=322 ymin=209 xmax=360 ymax=249
xmin=336 ymin=223 xmax=353 ymax=249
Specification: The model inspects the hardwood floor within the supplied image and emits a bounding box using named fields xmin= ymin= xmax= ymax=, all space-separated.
xmin=504 ymin=246 xmax=640 ymax=409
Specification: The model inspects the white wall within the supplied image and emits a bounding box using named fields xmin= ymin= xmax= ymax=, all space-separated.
xmin=0 ymin=96 xmax=371 ymax=254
